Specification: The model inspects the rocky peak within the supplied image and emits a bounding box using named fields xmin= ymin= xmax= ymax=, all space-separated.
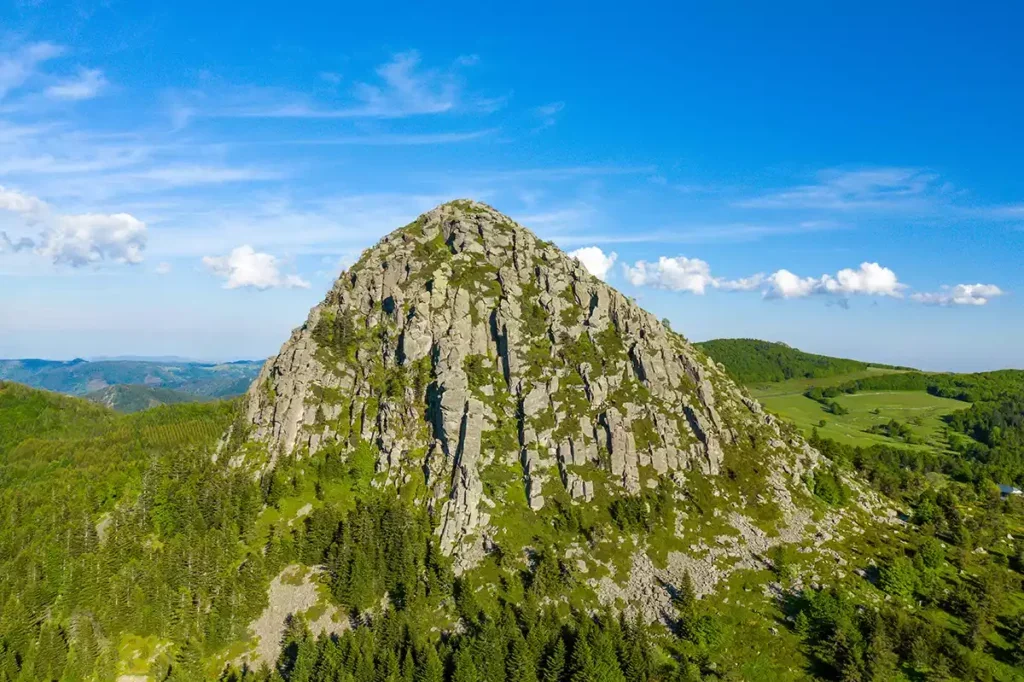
xmin=239 ymin=200 xmax=818 ymax=569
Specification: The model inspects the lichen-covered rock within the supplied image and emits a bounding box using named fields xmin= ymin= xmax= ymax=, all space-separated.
xmin=238 ymin=200 xmax=819 ymax=570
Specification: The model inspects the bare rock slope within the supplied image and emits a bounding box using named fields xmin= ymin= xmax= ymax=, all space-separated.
xmin=239 ymin=200 xmax=825 ymax=570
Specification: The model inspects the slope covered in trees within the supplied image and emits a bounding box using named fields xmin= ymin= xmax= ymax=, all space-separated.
xmin=696 ymin=338 xmax=904 ymax=384
xmin=86 ymin=384 xmax=204 ymax=413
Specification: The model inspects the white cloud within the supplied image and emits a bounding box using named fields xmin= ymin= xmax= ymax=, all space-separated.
xmin=623 ymin=256 xmax=763 ymax=294
xmin=569 ymin=246 xmax=617 ymax=280
xmin=155 ymin=262 xmax=172 ymax=275
xmin=763 ymin=269 xmax=820 ymax=298
xmin=0 ymin=184 xmax=147 ymax=266
xmin=622 ymin=254 xmax=905 ymax=303
xmin=764 ymin=262 xmax=904 ymax=299
xmin=911 ymin=283 xmax=1004 ymax=306
xmin=202 ymin=245 xmax=310 ymax=290
xmin=37 ymin=213 xmax=146 ymax=266
xmin=624 ymin=256 xmax=717 ymax=294
xmin=0 ymin=41 xmax=64 ymax=100
xmin=45 ymin=67 xmax=107 ymax=100
xmin=0 ymin=186 xmax=48 ymax=214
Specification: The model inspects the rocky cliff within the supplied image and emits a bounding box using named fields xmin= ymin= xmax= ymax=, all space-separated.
xmin=239 ymin=200 xmax=827 ymax=572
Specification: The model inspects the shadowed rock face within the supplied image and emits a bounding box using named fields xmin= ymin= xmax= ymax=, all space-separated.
xmin=240 ymin=200 xmax=815 ymax=569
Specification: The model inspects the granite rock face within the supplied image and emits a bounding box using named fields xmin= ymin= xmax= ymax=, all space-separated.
xmin=240 ymin=200 xmax=816 ymax=569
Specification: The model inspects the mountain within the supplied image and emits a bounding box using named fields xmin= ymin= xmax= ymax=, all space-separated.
xmin=85 ymin=384 xmax=204 ymax=413
xmin=2 ymin=202 xmax=1022 ymax=681
xmin=697 ymin=338 xmax=908 ymax=384
xmin=240 ymin=200 xmax=848 ymax=572
xmin=0 ymin=357 xmax=262 ymax=398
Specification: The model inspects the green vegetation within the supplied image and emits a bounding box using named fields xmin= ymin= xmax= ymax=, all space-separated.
xmin=4 ymin=330 xmax=1024 ymax=681
xmin=754 ymin=379 xmax=967 ymax=449
xmin=86 ymin=383 xmax=204 ymax=413
xmin=697 ymin=338 xmax=906 ymax=384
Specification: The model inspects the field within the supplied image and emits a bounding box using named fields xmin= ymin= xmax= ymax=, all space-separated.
xmin=750 ymin=371 xmax=970 ymax=449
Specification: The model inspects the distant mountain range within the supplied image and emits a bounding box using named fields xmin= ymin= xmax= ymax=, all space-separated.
xmin=0 ymin=357 xmax=263 ymax=409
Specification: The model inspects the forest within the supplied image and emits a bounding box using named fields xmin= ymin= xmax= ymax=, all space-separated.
xmin=2 ymin=375 xmax=1024 ymax=680
xmin=696 ymin=339 xmax=903 ymax=384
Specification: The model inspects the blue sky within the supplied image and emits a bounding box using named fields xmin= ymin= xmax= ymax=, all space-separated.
xmin=1 ymin=1 xmax=1022 ymax=371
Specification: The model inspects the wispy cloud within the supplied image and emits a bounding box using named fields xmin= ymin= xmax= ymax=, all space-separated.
xmin=282 ymin=128 xmax=497 ymax=146
xmin=130 ymin=165 xmax=283 ymax=187
xmin=911 ymin=283 xmax=1005 ymax=306
xmin=207 ymin=50 xmax=504 ymax=120
xmin=44 ymin=67 xmax=107 ymax=100
xmin=551 ymin=220 xmax=841 ymax=248
xmin=738 ymin=167 xmax=944 ymax=211
xmin=0 ymin=41 xmax=64 ymax=100
xmin=533 ymin=101 xmax=564 ymax=130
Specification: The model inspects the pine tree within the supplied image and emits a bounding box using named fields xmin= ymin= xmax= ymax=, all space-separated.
xmin=414 ymin=644 xmax=444 ymax=682
xmin=506 ymin=627 xmax=538 ymax=682
xmin=451 ymin=646 xmax=480 ymax=682
xmin=569 ymin=632 xmax=597 ymax=682
xmin=540 ymin=638 xmax=566 ymax=682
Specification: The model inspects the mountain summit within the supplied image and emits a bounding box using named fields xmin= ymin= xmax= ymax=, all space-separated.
xmin=240 ymin=200 xmax=838 ymax=577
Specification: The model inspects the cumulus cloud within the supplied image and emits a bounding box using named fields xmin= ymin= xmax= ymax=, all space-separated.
xmin=36 ymin=213 xmax=146 ymax=266
xmin=155 ymin=262 xmax=172 ymax=275
xmin=764 ymin=262 xmax=904 ymax=300
xmin=623 ymin=256 xmax=763 ymax=294
xmin=569 ymin=246 xmax=617 ymax=280
xmin=0 ymin=185 xmax=147 ymax=266
xmin=45 ymin=67 xmax=108 ymax=100
xmin=911 ymin=284 xmax=1005 ymax=306
xmin=203 ymin=245 xmax=310 ymax=290
xmin=0 ymin=186 xmax=48 ymax=215
xmin=624 ymin=256 xmax=716 ymax=294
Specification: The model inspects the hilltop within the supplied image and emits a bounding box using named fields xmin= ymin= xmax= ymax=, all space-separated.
xmin=696 ymin=338 xmax=910 ymax=384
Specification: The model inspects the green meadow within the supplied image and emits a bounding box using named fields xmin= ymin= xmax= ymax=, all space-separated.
xmin=750 ymin=372 xmax=969 ymax=449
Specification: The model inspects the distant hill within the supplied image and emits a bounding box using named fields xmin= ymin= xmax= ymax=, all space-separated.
xmin=0 ymin=357 xmax=263 ymax=398
xmin=85 ymin=384 xmax=203 ymax=413
xmin=697 ymin=338 xmax=909 ymax=383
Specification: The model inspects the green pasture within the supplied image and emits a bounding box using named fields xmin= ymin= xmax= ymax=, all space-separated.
xmin=752 ymin=377 xmax=969 ymax=449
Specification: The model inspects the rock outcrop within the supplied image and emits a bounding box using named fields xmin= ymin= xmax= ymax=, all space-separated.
xmin=240 ymin=200 xmax=819 ymax=570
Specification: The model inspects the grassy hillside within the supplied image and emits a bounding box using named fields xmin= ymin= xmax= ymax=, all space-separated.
xmin=698 ymin=338 xmax=907 ymax=383
xmin=0 ymin=357 xmax=262 ymax=398
xmin=86 ymin=384 xmax=203 ymax=413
